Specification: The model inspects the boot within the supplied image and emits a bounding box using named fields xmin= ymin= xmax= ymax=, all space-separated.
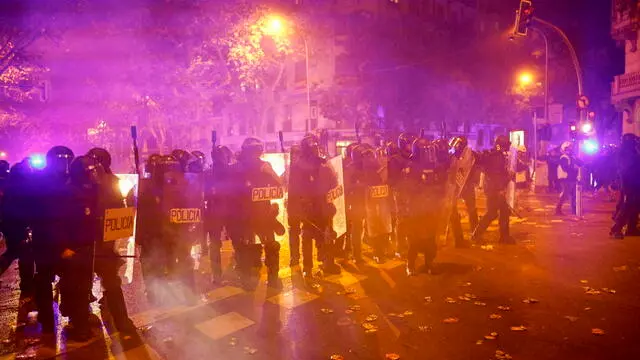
xmin=264 ymin=242 xmax=282 ymax=289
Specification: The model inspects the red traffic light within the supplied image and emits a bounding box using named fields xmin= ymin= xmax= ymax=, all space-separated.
xmin=514 ymin=0 xmax=534 ymax=36
xmin=570 ymin=124 xmax=577 ymax=132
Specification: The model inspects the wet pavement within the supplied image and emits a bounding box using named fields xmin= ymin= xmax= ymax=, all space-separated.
xmin=2 ymin=191 xmax=640 ymax=359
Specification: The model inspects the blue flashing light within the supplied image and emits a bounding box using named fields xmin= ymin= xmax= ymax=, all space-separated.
xmin=582 ymin=140 xmax=599 ymax=155
xmin=30 ymin=154 xmax=46 ymax=169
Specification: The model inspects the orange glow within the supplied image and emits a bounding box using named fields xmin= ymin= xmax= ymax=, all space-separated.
xmin=518 ymin=72 xmax=534 ymax=86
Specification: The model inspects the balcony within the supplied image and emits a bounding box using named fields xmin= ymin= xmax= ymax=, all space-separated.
xmin=612 ymin=71 xmax=640 ymax=102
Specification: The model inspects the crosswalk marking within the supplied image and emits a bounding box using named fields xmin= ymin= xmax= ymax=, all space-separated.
xmin=267 ymin=288 xmax=319 ymax=309
xmin=205 ymin=286 xmax=245 ymax=302
xmin=195 ymin=312 xmax=255 ymax=341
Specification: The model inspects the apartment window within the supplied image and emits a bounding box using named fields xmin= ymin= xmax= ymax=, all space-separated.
xmin=335 ymin=54 xmax=357 ymax=77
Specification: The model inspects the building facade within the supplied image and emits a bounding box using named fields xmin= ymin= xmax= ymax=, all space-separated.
xmin=217 ymin=0 xmax=501 ymax=150
xmin=611 ymin=0 xmax=640 ymax=135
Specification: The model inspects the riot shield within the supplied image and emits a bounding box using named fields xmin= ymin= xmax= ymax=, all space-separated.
xmin=365 ymin=182 xmax=393 ymax=237
xmin=506 ymin=146 xmax=518 ymax=211
xmin=260 ymin=153 xmax=289 ymax=243
xmin=328 ymin=155 xmax=347 ymax=238
xmin=162 ymin=171 xmax=204 ymax=244
xmin=438 ymin=148 xmax=476 ymax=246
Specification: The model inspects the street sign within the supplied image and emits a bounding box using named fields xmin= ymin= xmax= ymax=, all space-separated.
xmin=548 ymin=103 xmax=564 ymax=125
xmin=577 ymin=95 xmax=589 ymax=109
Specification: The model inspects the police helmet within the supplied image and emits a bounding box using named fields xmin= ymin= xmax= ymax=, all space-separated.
xmin=386 ymin=141 xmax=400 ymax=157
xmin=171 ymin=149 xmax=192 ymax=170
xmin=560 ymin=141 xmax=573 ymax=154
xmin=621 ymin=133 xmax=638 ymax=149
xmin=449 ymin=136 xmax=468 ymax=157
xmin=411 ymin=138 xmax=436 ymax=167
xmin=159 ymin=155 xmax=182 ymax=173
xmin=398 ymin=132 xmax=417 ymax=157
xmin=69 ymin=155 xmax=102 ymax=186
xmin=494 ymin=135 xmax=511 ymax=152
xmin=0 ymin=160 xmax=9 ymax=178
xmin=87 ymin=147 xmax=112 ymax=172
xmin=300 ymin=134 xmax=320 ymax=158
xmin=212 ymin=145 xmax=233 ymax=167
xmin=290 ymin=144 xmax=302 ymax=163
xmin=432 ymin=138 xmax=450 ymax=162
xmin=240 ymin=137 xmax=264 ymax=160
xmin=350 ymin=144 xmax=366 ymax=165
xmin=191 ymin=151 xmax=206 ymax=165
xmin=46 ymin=145 xmax=74 ymax=175
xmin=345 ymin=143 xmax=359 ymax=160
xmin=9 ymin=160 xmax=31 ymax=180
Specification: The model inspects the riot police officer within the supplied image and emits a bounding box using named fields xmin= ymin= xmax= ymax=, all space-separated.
xmin=401 ymin=138 xmax=446 ymax=275
xmin=611 ymin=134 xmax=640 ymax=238
xmin=555 ymin=141 xmax=581 ymax=216
xmin=86 ymin=147 xmax=138 ymax=336
xmin=31 ymin=145 xmax=74 ymax=333
xmin=336 ymin=142 xmax=361 ymax=259
xmin=171 ymin=149 xmax=192 ymax=172
xmin=361 ymin=146 xmax=392 ymax=263
xmin=289 ymin=134 xmax=341 ymax=276
xmin=449 ymin=136 xmax=479 ymax=247
xmin=229 ymin=137 xmax=284 ymax=289
xmin=389 ymin=133 xmax=417 ymax=258
xmin=206 ymin=145 xmax=233 ymax=283
xmin=0 ymin=160 xmax=35 ymax=294
xmin=344 ymin=144 xmax=367 ymax=263
xmin=472 ymin=136 xmax=514 ymax=244
xmin=189 ymin=150 xmax=206 ymax=173
xmin=137 ymin=155 xmax=166 ymax=303
xmin=286 ymin=144 xmax=304 ymax=266
xmin=59 ymin=155 xmax=101 ymax=341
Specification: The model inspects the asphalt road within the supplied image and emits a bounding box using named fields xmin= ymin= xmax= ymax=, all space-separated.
xmin=1 ymin=191 xmax=640 ymax=360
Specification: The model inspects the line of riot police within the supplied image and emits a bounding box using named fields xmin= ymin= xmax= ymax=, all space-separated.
xmin=339 ymin=133 xmax=515 ymax=275
xmin=0 ymin=146 xmax=138 ymax=343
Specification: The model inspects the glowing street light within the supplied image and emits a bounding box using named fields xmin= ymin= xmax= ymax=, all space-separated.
xmin=518 ymin=72 xmax=534 ymax=86
xmin=580 ymin=122 xmax=593 ymax=134
xmin=264 ymin=15 xmax=285 ymax=37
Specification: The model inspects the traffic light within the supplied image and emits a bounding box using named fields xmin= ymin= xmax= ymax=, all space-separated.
xmin=569 ymin=122 xmax=577 ymax=140
xmin=579 ymin=111 xmax=595 ymax=137
xmin=514 ymin=0 xmax=534 ymax=36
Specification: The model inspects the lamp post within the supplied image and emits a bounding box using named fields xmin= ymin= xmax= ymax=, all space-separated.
xmin=533 ymin=16 xmax=585 ymax=218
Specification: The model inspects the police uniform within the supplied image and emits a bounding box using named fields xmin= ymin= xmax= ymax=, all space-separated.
xmin=472 ymin=136 xmax=513 ymax=244
xmin=228 ymin=138 xmax=284 ymax=288
xmin=288 ymin=134 xmax=340 ymax=276
xmin=400 ymin=138 xmax=446 ymax=275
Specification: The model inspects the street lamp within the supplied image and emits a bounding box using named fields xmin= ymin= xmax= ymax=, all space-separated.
xmin=518 ymin=72 xmax=534 ymax=86
xmin=264 ymin=14 xmax=312 ymax=133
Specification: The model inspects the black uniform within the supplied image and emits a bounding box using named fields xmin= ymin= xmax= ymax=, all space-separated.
xmin=472 ymin=138 xmax=513 ymax=244
xmin=86 ymin=147 xmax=137 ymax=334
xmin=228 ymin=145 xmax=283 ymax=288
xmin=288 ymin=135 xmax=340 ymax=276
xmin=0 ymin=161 xmax=35 ymax=293
xmin=31 ymin=161 xmax=72 ymax=332
xmin=206 ymin=145 xmax=234 ymax=282
xmin=555 ymin=147 xmax=581 ymax=215
xmin=400 ymin=139 xmax=446 ymax=275
xmin=611 ymin=135 xmax=640 ymax=238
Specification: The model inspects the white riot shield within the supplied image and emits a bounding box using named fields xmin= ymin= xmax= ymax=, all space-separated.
xmin=260 ymin=153 xmax=289 ymax=243
xmin=506 ymin=147 xmax=518 ymax=210
xmin=328 ymin=156 xmax=347 ymax=238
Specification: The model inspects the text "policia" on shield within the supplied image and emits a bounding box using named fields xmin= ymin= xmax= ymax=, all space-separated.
xmin=326 ymin=184 xmax=344 ymax=203
xmin=103 ymin=207 xmax=136 ymax=242
xmin=170 ymin=208 xmax=202 ymax=223
xmin=369 ymin=184 xmax=389 ymax=198
xmin=251 ymin=186 xmax=284 ymax=202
